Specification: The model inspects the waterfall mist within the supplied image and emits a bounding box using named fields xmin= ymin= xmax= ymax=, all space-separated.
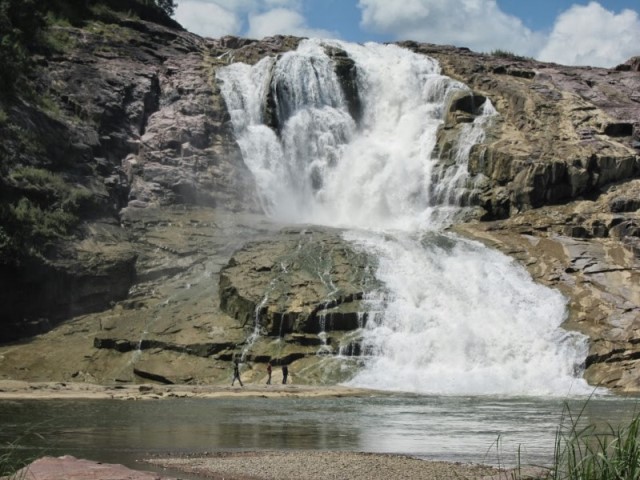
xmin=218 ymin=39 xmax=593 ymax=396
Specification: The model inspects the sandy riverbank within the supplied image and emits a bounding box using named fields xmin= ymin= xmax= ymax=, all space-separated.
xmin=0 ymin=380 xmax=381 ymax=400
xmin=5 ymin=452 xmax=545 ymax=480
xmin=145 ymin=451 xmax=545 ymax=480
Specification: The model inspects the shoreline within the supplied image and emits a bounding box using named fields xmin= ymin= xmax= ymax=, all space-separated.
xmin=0 ymin=380 xmax=381 ymax=400
xmin=5 ymin=451 xmax=546 ymax=480
xmin=143 ymin=451 xmax=545 ymax=480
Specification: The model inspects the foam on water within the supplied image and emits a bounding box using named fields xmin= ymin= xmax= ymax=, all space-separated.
xmin=343 ymin=230 xmax=590 ymax=395
xmin=218 ymin=39 xmax=594 ymax=396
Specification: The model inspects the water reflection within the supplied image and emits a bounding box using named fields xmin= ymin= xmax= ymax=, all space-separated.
xmin=0 ymin=395 xmax=638 ymax=470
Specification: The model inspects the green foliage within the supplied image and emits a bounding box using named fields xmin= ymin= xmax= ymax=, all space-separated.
xmin=10 ymin=166 xmax=68 ymax=194
xmin=508 ymin=401 xmax=640 ymax=480
xmin=490 ymin=49 xmax=531 ymax=61
xmin=11 ymin=197 xmax=75 ymax=237
xmin=548 ymin=404 xmax=640 ymax=480
xmin=0 ymin=446 xmax=29 ymax=479
xmin=1 ymin=427 xmax=44 ymax=479
xmin=154 ymin=0 xmax=176 ymax=16
xmin=86 ymin=20 xmax=133 ymax=41
xmin=0 ymin=0 xmax=47 ymax=97
xmin=0 ymin=0 xmax=177 ymax=98
xmin=9 ymin=125 xmax=45 ymax=156
xmin=0 ymin=167 xmax=94 ymax=264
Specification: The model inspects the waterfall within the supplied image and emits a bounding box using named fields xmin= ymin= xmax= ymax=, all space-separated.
xmin=218 ymin=39 xmax=593 ymax=396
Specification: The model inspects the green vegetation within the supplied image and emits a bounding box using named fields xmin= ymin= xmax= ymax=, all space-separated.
xmin=490 ymin=49 xmax=531 ymax=61
xmin=547 ymin=405 xmax=640 ymax=480
xmin=86 ymin=20 xmax=134 ymax=42
xmin=0 ymin=0 xmax=181 ymax=265
xmin=505 ymin=402 xmax=640 ymax=480
xmin=0 ymin=167 xmax=94 ymax=264
xmin=0 ymin=0 xmax=177 ymax=98
xmin=0 ymin=0 xmax=47 ymax=96
xmin=0 ymin=439 xmax=31 ymax=479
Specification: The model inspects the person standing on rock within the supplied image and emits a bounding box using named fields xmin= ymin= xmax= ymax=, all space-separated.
xmin=266 ymin=362 xmax=272 ymax=385
xmin=231 ymin=359 xmax=243 ymax=387
xmin=282 ymin=364 xmax=289 ymax=385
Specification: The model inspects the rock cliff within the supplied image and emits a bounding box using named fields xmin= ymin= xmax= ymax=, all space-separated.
xmin=0 ymin=10 xmax=638 ymax=391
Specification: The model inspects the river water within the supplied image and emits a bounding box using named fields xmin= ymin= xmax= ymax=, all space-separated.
xmin=1 ymin=394 xmax=638 ymax=473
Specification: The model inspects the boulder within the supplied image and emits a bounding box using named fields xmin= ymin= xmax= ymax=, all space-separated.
xmin=5 ymin=456 xmax=175 ymax=480
xmin=219 ymin=228 xmax=378 ymax=337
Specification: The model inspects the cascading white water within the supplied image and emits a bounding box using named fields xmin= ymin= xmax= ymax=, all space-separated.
xmin=344 ymin=230 xmax=590 ymax=395
xmin=218 ymin=39 xmax=593 ymax=396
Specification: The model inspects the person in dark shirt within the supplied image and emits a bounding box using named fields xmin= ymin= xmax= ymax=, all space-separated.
xmin=231 ymin=359 xmax=243 ymax=387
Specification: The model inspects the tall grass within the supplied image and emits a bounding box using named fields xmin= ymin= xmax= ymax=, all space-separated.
xmin=0 ymin=444 xmax=29 ymax=479
xmin=506 ymin=400 xmax=640 ymax=480
xmin=547 ymin=402 xmax=640 ymax=480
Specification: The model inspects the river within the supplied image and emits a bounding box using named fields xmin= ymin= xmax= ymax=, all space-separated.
xmin=1 ymin=394 xmax=638 ymax=475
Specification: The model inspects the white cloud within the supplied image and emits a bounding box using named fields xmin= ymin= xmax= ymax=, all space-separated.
xmin=175 ymin=1 xmax=241 ymax=37
xmin=358 ymin=0 xmax=545 ymax=56
xmin=247 ymin=8 xmax=336 ymax=39
xmin=265 ymin=0 xmax=302 ymax=7
xmin=537 ymin=2 xmax=640 ymax=67
xmin=174 ymin=0 xmax=329 ymax=40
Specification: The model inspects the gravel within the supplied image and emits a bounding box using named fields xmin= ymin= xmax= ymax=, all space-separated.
xmin=146 ymin=451 xmax=518 ymax=480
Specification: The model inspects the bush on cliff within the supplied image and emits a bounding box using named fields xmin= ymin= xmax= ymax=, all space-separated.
xmin=0 ymin=0 xmax=181 ymax=266
xmin=0 ymin=167 xmax=95 ymax=265
xmin=0 ymin=0 xmax=178 ymax=97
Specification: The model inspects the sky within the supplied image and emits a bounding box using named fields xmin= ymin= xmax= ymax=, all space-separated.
xmin=174 ymin=0 xmax=640 ymax=68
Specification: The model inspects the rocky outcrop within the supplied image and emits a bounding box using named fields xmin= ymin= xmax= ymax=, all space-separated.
xmin=403 ymin=42 xmax=640 ymax=220
xmin=129 ymin=36 xmax=260 ymax=211
xmin=325 ymin=46 xmax=362 ymax=123
xmin=219 ymin=228 xmax=377 ymax=336
xmin=7 ymin=456 xmax=176 ymax=480
xmin=616 ymin=56 xmax=640 ymax=72
xmin=0 ymin=208 xmax=371 ymax=385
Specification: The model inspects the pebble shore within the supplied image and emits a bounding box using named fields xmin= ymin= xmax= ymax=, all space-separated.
xmin=146 ymin=451 xmax=519 ymax=480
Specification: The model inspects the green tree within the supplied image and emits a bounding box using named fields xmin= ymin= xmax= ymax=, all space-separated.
xmin=154 ymin=0 xmax=176 ymax=17
xmin=0 ymin=0 xmax=47 ymax=96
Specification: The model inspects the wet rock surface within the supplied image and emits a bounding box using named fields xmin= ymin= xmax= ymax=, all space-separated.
xmin=219 ymin=228 xmax=377 ymax=336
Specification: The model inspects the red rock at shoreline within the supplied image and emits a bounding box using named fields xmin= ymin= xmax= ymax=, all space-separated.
xmin=5 ymin=456 xmax=175 ymax=480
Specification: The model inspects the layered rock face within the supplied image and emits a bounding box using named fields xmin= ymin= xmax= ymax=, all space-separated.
xmin=404 ymin=43 xmax=639 ymax=220
xmin=0 ymin=14 xmax=638 ymax=391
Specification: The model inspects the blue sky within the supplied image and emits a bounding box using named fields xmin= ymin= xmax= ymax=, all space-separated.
xmin=174 ymin=1 xmax=640 ymax=67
